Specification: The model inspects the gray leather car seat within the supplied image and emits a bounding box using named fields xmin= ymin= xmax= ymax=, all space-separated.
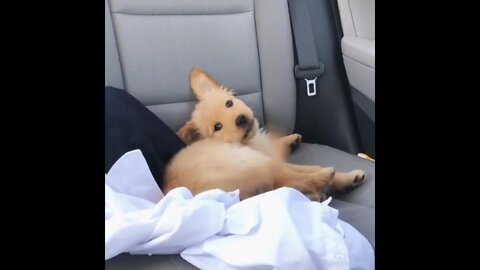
xmin=105 ymin=0 xmax=374 ymax=268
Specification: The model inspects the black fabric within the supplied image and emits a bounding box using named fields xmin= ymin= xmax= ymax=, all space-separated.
xmin=289 ymin=0 xmax=361 ymax=154
xmin=287 ymin=0 xmax=324 ymax=79
xmin=105 ymin=87 xmax=185 ymax=188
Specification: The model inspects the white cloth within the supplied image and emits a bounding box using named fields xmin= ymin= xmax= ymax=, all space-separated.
xmin=105 ymin=150 xmax=374 ymax=270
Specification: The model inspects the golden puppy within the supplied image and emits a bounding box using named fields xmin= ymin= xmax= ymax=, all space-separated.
xmin=164 ymin=68 xmax=365 ymax=201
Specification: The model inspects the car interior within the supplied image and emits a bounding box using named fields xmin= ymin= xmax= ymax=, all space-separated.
xmin=105 ymin=0 xmax=375 ymax=268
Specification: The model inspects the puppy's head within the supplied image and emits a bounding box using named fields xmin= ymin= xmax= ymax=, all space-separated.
xmin=178 ymin=68 xmax=258 ymax=145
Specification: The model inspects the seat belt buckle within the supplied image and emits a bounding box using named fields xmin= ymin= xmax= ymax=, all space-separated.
xmin=305 ymin=78 xmax=317 ymax=96
xmin=294 ymin=63 xmax=325 ymax=97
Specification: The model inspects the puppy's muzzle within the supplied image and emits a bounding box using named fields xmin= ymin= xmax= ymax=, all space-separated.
xmin=236 ymin=114 xmax=249 ymax=128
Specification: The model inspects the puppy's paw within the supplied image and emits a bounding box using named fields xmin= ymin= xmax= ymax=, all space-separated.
xmin=305 ymin=191 xmax=322 ymax=202
xmin=305 ymin=192 xmax=328 ymax=202
xmin=289 ymin=133 xmax=302 ymax=151
xmin=339 ymin=170 xmax=366 ymax=192
xmin=350 ymin=169 xmax=366 ymax=187
xmin=330 ymin=169 xmax=366 ymax=192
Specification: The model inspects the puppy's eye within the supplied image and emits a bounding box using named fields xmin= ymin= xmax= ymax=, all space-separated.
xmin=214 ymin=122 xmax=222 ymax=132
xmin=226 ymin=100 xmax=233 ymax=108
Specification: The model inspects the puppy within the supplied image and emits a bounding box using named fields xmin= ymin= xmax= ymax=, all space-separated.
xmin=164 ymin=68 xmax=365 ymax=201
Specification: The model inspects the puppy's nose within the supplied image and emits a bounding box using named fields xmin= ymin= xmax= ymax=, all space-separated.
xmin=236 ymin=114 xmax=249 ymax=128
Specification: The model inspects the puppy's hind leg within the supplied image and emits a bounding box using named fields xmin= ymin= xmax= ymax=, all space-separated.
xmin=285 ymin=163 xmax=366 ymax=191
xmin=273 ymin=163 xmax=334 ymax=201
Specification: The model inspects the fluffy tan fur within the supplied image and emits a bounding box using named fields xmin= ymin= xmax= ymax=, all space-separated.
xmin=164 ymin=68 xmax=365 ymax=201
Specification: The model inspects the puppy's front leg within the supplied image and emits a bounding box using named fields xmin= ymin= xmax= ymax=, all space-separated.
xmin=272 ymin=133 xmax=302 ymax=159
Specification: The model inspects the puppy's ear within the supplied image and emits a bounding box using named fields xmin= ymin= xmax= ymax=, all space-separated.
xmin=190 ymin=67 xmax=222 ymax=100
xmin=177 ymin=121 xmax=202 ymax=145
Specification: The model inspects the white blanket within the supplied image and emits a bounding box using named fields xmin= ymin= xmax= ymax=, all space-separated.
xmin=105 ymin=150 xmax=374 ymax=270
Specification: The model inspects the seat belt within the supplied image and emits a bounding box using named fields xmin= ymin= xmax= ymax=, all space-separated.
xmin=287 ymin=0 xmax=325 ymax=96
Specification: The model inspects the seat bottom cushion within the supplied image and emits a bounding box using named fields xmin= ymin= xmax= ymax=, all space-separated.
xmin=106 ymin=144 xmax=375 ymax=269
xmin=288 ymin=143 xmax=375 ymax=247
xmin=105 ymin=254 xmax=198 ymax=270
xmin=330 ymin=199 xmax=375 ymax=247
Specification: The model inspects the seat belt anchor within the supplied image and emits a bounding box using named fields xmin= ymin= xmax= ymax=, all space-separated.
xmin=294 ymin=64 xmax=325 ymax=97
